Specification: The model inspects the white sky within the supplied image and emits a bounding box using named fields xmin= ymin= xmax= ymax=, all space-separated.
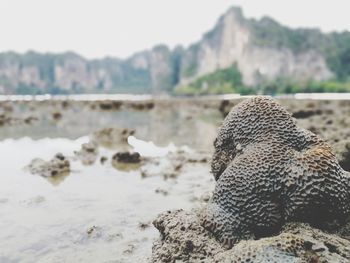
xmin=0 ymin=0 xmax=349 ymax=59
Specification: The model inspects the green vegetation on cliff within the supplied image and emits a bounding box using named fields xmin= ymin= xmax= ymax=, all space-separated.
xmin=175 ymin=66 xmax=350 ymax=95
xmin=175 ymin=64 xmax=251 ymax=95
xmin=250 ymin=17 xmax=350 ymax=82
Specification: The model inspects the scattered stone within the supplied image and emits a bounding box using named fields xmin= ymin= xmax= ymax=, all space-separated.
xmin=99 ymin=101 xmax=113 ymax=110
xmin=112 ymin=152 xmax=141 ymax=163
xmin=138 ymin=222 xmax=151 ymax=230
xmin=0 ymin=113 xmax=6 ymax=126
xmin=74 ymin=141 xmax=99 ymax=165
xmin=333 ymin=139 xmax=350 ymax=171
xmin=26 ymin=153 xmax=70 ymax=177
xmin=155 ymin=188 xmax=168 ymax=196
xmin=98 ymin=101 xmax=122 ymax=110
xmin=292 ymin=109 xmax=322 ymax=119
xmin=86 ymin=225 xmax=102 ymax=239
xmin=123 ymin=244 xmax=136 ymax=255
xmin=91 ymin=127 xmax=135 ymax=148
xmin=128 ymin=101 xmax=155 ymax=111
xmin=24 ymin=116 xmax=38 ymax=124
xmin=100 ymin=156 xmax=108 ymax=165
xmin=112 ymin=151 xmax=142 ymax=171
xmin=52 ymin=112 xmax=62 ymax=120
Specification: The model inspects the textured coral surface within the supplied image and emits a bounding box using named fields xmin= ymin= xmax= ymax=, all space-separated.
xmin=203 ymin=96 xmax=350 ymax=247
xmin=152 ymin=209 xmax=350 ymax=263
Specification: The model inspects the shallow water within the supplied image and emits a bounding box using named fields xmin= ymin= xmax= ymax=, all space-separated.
xmin=0 ymin=102 xmax=218 ymax=263
xmin=4 ymin=96 xmax=349 ymax=262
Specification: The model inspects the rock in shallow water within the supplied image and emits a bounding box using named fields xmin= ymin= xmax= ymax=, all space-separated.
xmin=205 ymin=96 xmax=350 ymax=247
xmin=91 ymin=127 xmax=135 ymax=148
xmin=74 ymin=141 xmax=99 ymax=165
xmin=152 ymin=96 xmax=350 ymax=262
xmin=26 ymin=153 xmax=70 ymax=177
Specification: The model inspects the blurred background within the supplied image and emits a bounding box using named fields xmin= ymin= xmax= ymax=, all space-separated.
xmin=0 ymin=0 xmax=349 ymax=96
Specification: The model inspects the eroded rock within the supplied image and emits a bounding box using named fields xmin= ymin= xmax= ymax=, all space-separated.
xmin=112 ymin=152 xmax=141 ymax=163
xmin=152 ymin=96 xmax=350 ymax=262
xmin=152 ymin=209 xmax=350 ymax=263
xmin=74 ymin=141 xmax=99 ymax=165
xmin=205 ymin=96 xmax=350 ymax=246
xmin=91 ymin=127 xmax=135 ymax=148
xmin=26 ymin=153 xmax=70 ymax=177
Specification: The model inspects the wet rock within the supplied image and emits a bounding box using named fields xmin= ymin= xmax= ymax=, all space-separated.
xmin=0 ymin=113 xmax=6 ymax=126
xmin=292 ymin=109 xmax=322 ymax=119
xmin=100 ymin=156 xmax=108 ymax=165
xmin=123 ymin=244 xmax=136 ymax=255
xmin=218 ymin=99 xmax=241 ymax=117
xmin=219 ymin=99 xmax=230 ymax=117
xmin=61 ymin=100 xmax=70 ymax=109
xmin=98 ymin=100 xmax=123 ymax=110
xmin=155 ymin=188 xmax=168 ymax=196
xmin=152 ymin=209 xmax=350 ymax=263
xmin=187 ymin=152 xmax=210 ymax=163
xmin=152 ymin=209 xmax=225 ymax=262
xmin=99 ymin=101 xmax=114 ymax=110
xmin=91 ymin=127 xmax=135 ymax=148
xmin=152 ymin=97 xmax=350 ymax=262
xmin=86 ymin=225 xmax=102 ymax=238
xmin=52 ymin=112 xmax=62 ymax=120
xmin=112 ymin=152 xmax=141 ymax=163
xmin=138 ymin=222 xmax=151 ymax=230
xmin=74 ymin=141 xmax=99 ymax=165
xmin=333 ymin=140 xmax=350 ymax=172
xmin=206 ymin=97 xmax=350 ymax=247
xmin=128 ymin=101 xmax=155 ymax=111
xmin=26 ymin=153 xmax=70 ymax=177
xmin=0 ymin=109 xmax=38 ymax=127
xmin=24 ymin=116 xmax=38 ymax=124
xmin=112 ymin=151 xmax=141 ymax=171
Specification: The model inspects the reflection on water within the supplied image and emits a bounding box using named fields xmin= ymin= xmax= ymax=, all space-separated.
xmin=0 ymin=136 xmax=214 ymax=263
xmin=0 ymin=100 xmax=221 ymax=152
xmin=45 ymin=171 xmax=70 ymax=187
xmin=0 ymin=99 xmax=219 ymax=262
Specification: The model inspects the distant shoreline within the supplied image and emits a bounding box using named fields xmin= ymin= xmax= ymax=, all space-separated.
xmin=1 ymin=93 xmax=350 ymax=102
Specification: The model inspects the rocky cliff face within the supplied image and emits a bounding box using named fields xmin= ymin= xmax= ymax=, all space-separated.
xmin=179 ymin=7 xmax=333 ymax=86
xmin=0 ymin=7 xmax=348 ymax=94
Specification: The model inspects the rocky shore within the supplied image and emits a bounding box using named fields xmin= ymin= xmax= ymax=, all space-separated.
xmin=151 ymin=97 xmax=350 ymax=263
xmin=1 ymin=96 xmax=350 ymax=262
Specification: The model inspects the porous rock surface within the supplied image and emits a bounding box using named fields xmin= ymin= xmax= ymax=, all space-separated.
xmin=91 ymin=127 xmax=135 ymax=148
xmin=152 ymin=209 xmax=350 ymax=262
xmin=152 ymin=96 xmax=350 ymax=262
xmin=205 ymin=96 xmax=350 ymax=246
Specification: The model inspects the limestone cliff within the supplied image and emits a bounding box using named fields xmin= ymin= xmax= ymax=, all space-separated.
xmin=0 ymin=7 xmax=349 ymax=94
xmin=179 ymin=7 xmax=334 ymax=86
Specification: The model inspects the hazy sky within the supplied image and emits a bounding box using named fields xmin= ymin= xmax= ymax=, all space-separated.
xmin=0 ymin=0 xmax=349 ymax=59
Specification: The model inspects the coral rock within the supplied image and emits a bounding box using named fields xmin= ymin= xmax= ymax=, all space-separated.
xmin=204 ymin=96 xmax=350 ymax=246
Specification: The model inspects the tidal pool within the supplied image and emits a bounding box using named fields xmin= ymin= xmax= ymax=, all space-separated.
xmin=1 ymin=97 xmax=350 ymax=262
xmin=0 ymin=100 xmax=219 ymax=262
